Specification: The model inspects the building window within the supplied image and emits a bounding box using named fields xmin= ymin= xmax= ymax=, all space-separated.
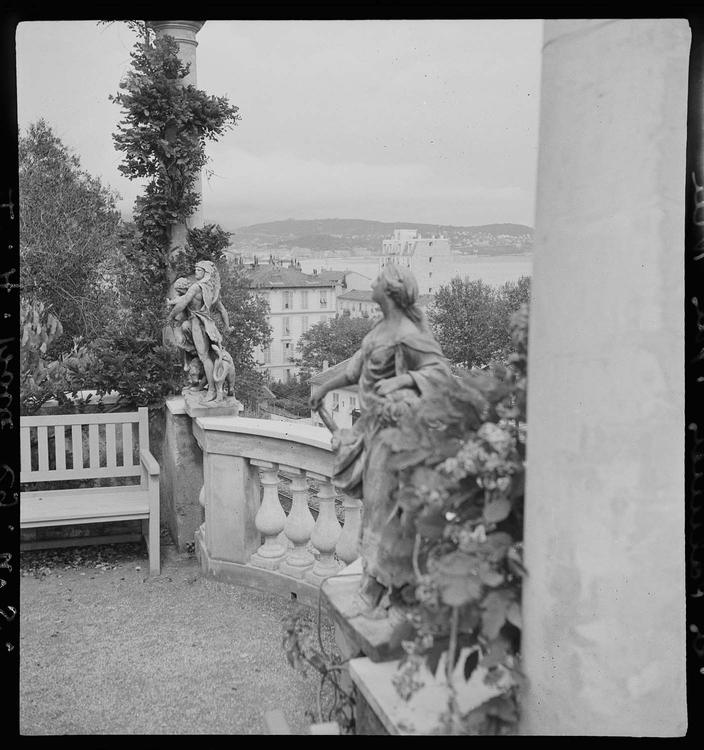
xmin=429 ymin=257 xmax=432 ymax=263
xmin=284 ymin=342 xmax=293 ymax=362
xmin=301 ymin=316 xmax=309 ymax=333
xmin=263 ymin=347 xmax=271 ymax=364
xmin=285 ymin=368 xmax=292 ymax=382
xmin=301 ymin=290 xmax=308 ymax=308
xmin=283 ymin=317 xmax=290 ymax=336
xmin=320 ymin=291 xmax=328 ymax=308
xmin=429 ymin=271 xmax=432 ymax=278
xmin=350 ymin=396 xmax=356 ymax=410
xmin=332 ymin=392 xmax=339 ymax=411
xmin=283 ymin=291 xmax=292 ymax=310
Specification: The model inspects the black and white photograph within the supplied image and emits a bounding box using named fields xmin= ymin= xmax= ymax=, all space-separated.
xmin=2 ymin=14 xmax=699 ymax=737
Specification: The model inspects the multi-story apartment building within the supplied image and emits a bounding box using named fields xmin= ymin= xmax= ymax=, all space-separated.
xmin=379 ymin=229 xmax=452 ymax=295
xmin=246 ymin=264 xmax=339 ymax=382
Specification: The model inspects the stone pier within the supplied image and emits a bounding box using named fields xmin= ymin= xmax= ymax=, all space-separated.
xmin=520 ymin=19 xmax=688 ymax=735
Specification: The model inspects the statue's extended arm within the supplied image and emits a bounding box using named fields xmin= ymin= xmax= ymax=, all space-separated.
xmin=309 ymin=369 xmax=355 ymax=411
xmin=374 ymin=372 xmax=414 ymax=396
xmin=168 ymin=287 xmax=196 ymax=320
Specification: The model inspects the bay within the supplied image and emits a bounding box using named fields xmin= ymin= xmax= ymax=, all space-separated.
xmin=298 ymin=253 xmax=533 ymax=290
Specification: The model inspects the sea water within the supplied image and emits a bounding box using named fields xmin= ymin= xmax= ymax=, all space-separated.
xmin=298 ymin=253 xmax=533 ymax=289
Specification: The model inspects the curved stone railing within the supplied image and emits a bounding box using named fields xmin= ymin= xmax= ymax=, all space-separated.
xmin=190 ymin=414 xmax=361 ymax=607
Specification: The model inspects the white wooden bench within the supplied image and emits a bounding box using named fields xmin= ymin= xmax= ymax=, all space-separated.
xmin=20 ymin=407 xmax=160 ymax=575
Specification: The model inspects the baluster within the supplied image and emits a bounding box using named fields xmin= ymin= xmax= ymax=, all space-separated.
xmin=250 ymin=460 xmax=287 ymax=569
xmin=335 ymin=494 xmax=363 ymax=565
xmin=279 ymin=468 xmax=315 ymax=578
xmin=306 ymin=476 xmax=343 ymax=585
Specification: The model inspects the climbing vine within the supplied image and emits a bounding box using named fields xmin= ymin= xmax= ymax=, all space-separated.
xmin=109 ymin=24 xmax=240 ymax=290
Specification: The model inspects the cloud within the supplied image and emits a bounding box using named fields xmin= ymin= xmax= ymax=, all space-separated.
xmin=196 ymin=147 xmax=533 ymax=228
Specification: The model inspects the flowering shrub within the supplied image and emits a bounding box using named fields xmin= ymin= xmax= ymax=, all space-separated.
xmin=383 ymin=303 xmax=529 ymax=735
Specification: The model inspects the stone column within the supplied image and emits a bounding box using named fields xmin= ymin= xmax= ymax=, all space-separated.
xmin=149 ymin=20 xmax=205 ymax=270
xmin=520 ymin=20 xmax=688 ymax=735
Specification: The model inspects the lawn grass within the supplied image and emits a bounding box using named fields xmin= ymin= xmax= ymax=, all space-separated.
xmin=20 ymin=542 xmax=337 ymax=734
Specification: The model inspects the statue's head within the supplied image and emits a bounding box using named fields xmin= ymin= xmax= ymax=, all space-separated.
xmin=195 ymin=260 xmax=216 ymax=280
xmin=374 ymin=262 xmax=419 ymax=311
xmin=194 ymin=260 xmax=220 ymax=308
xmin=174 ymin=277 xmax=190 ymax=294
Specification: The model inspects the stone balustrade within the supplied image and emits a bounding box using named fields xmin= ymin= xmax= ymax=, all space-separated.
xmin=185 ymin=407 xmax=361 ymax=607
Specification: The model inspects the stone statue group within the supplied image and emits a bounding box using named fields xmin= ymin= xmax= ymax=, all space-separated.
xmin=166 ymin=260 xmax=237 ymax=403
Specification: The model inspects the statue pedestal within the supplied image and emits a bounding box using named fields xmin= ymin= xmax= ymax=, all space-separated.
xmin=320 ymin=559 xmax=405 ymax=664
xmin=182 ymin=390 xmax=243 ymax=419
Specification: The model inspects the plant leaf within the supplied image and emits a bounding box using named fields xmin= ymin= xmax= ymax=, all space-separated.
xmin=484 ymin=497 xmax=511 ymax=524
xmin=463 ymin=649 xmax=480 ymax=680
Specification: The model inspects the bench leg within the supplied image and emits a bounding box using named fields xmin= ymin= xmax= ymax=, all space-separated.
xmin=142 ymin=514 xmax=160 ymax=576
xmin=150 ymin=508 xmax=160 ymax=576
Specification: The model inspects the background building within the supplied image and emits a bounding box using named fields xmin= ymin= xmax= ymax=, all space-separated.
xmin=246 ymin=263 xmax=339 ymax=382
xmin=379 ymin=229 xmax=452 ymax=295
xmin=336 ymin=289 xmax=379 ymax=318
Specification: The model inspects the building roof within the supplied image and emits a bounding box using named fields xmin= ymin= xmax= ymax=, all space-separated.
xmin=309 ymin=357 xmax=358 ymax=390
xmin=316 ymin=270 xmax=347 ymax=283
xmin=338 ymin=289 xmax=374 ymax=302
xmin=244 ymin=264 xmax=338 ymax=289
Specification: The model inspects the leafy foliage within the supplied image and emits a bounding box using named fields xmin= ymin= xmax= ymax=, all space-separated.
xmin=429 ymin=276 xmax=530 ymax=369
xmin=268 ymin=374 xmax=311 ymax=417
xmin=20 ymin=297 xmax=95 ymax=415
xmin=283 ymin=607 xmax=355 ymax=733
xmin=384 ymin=303 xmax=529 ymax=735
xmin=110 ymin=31 xmax=240 ymax=288
xmin=19 ymin=120 xmax=122 ymax=348
xmin=297 ymin=311 xmax=374 ymax=372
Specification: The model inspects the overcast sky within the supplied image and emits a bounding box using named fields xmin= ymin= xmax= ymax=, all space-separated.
xmin=16 ymin=19 xmax=543 ymax=229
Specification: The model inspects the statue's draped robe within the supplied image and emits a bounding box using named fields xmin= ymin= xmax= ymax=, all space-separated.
xmin=332 ymin=326 xmax=453 ymax=589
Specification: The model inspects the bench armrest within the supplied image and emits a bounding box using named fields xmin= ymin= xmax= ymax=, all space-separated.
xmin=140 ymin=449 xmax=160 ymax=476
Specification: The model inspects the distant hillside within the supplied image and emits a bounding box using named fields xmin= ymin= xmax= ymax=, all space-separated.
xmin=227 ymin=218 xmax=533 ymax=257
xmin=233 ymin=218 xmax=532 ymax=237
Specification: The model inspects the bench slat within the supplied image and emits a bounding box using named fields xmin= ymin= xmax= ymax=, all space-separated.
xmin=21 ymin=427 xmax=31 ymax=473
xmin=106 ymin=423 xmax=116 ymax=468
xmin=55 ymin=425 xmax=66 ymax=471
xmin=21 ymin=464 xmax=142 ymax=483
xmin=71 ymin=425 xmax=83 ymax=470
xmin=122 ymin=423 xmax=134 ymax=468
xmin=89 ymin=424 xmax=100 ymax=468
xmin=21 ymin=490 xmax=150 ymax=526
xmin=21 ymin=412 xmax=143 ymax=426
xmin=138 ymin=408 xmax=149 ymax=464
xmin=37 ymin=425 xmax=49 ymax=473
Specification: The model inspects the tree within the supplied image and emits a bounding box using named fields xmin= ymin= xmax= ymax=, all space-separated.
xmin=296 ymin=311 xmax=375 ymax=372
xmin=429 ymin=277 xmax=531 ymax=369
xmin=19 ymin=120 xmax=122 ymax=348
